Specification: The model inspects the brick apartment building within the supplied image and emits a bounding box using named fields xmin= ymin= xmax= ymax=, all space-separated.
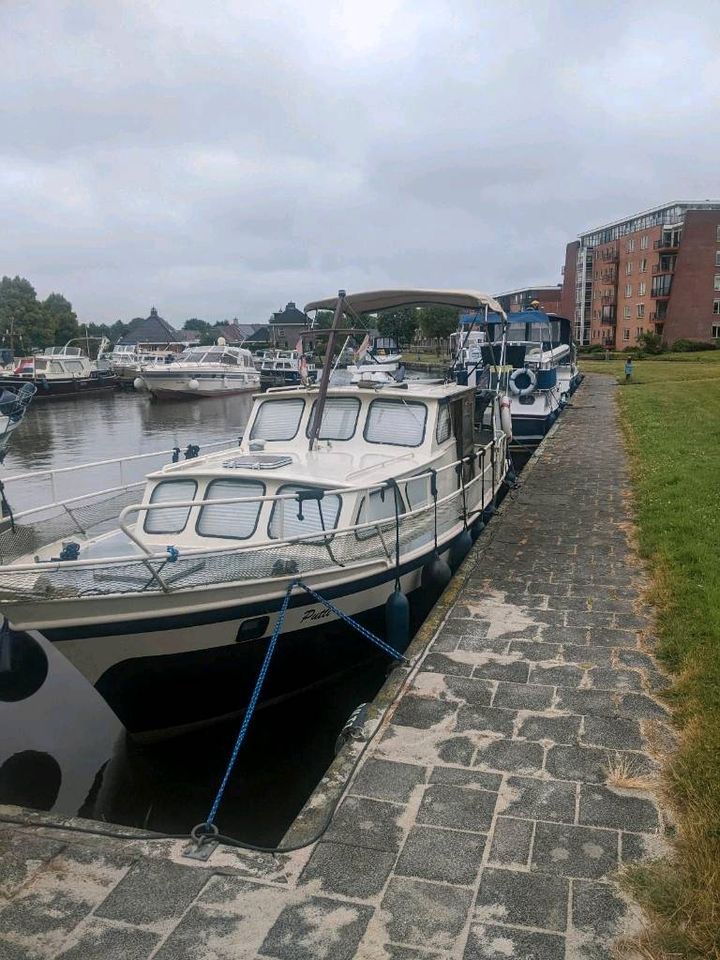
xmin=559 ymin=201 xmax=720 ymax=347
xmin=495 ymin=285 xmax=563 ymax=314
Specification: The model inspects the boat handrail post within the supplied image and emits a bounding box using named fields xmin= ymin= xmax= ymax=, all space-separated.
xmin=307 ymin=289 xmax=346 ymax=451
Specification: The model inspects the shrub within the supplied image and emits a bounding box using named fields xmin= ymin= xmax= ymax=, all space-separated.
xmin=671 ymin=339 xmax=718 ymax=352
xmin=637 ymin=331 xmax=664 ymax=355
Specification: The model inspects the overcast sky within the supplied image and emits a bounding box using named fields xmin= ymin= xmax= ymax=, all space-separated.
xmin=1 ymin=1 xmax=717 ymax=324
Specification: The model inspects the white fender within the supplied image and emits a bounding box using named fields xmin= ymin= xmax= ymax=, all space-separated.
xmin=509 ymin=367 xmax=537 ymax=397
xmin=500 ymin=396 xmax=513 ymax=438
xmin=188 ymin=379 xmax=200 ymax=391
xmin=133 ymin=377 xmax=146 ymax=392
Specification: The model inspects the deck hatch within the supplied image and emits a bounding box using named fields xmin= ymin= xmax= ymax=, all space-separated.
xmin=222 ymin=455 xmax=293 ymax=470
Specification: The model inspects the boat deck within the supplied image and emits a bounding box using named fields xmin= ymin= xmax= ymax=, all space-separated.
xmin=0 ymin=376 xmax=672 ymax=959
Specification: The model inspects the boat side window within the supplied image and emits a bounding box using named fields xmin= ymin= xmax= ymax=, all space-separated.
xmin=306 ymin=397 xmax=360 ymax=440
xmin=49 ymin=361 xmax=64 ymax=374
xmin=219 ymin=352 xmax=238 ymax=365
xmin=268 ymin=485 xmax=341 ymax=540
xmin=65 ymin=360 xmax=84 ymax=373
xmin=250 ymin=398 xmax=305 ymax=441
xmin=436 ymin=402 xmax=451 ymax=444
xmin=196 ymin=479 xmax=264 ymax=540
xmin=144 ymin=479 xmax=198 ymax=534
xmin=184 ymin=352 xmax=206 ymax=363
xmin=34 ymin=359 xmax=46 ymax=371
xmin=364 ymin=399 xmax=427 ymax=447
xmin=355 ymin=487 xmax=405 ymax=540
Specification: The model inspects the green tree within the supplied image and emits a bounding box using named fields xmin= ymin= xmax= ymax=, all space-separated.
xmin=0 ymin=275 xmax=54 ymax=353
xmin=418 ymin=306 xmax=458 ymax=340
xmin=376 ymin=307 xmax=419 ymax=347
xmin=183 ymin=318 xmax=211 ymax=333
xmin=43 ymin=292 xmax=79 ymax=346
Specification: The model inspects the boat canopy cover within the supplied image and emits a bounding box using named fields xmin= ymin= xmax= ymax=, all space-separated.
xmin=305 ymin=289 xmax=506 ymax=317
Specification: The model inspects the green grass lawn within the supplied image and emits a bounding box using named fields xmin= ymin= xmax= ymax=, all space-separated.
xmin=581 ymin=354 xmax=720 ymax=958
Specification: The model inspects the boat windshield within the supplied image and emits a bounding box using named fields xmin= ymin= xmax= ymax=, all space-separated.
xmin=250 ymin=398 xmax=305 ymax=441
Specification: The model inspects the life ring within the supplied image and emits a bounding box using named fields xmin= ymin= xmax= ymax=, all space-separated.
xmin=509 ymin=367 xmax=536 ymax=396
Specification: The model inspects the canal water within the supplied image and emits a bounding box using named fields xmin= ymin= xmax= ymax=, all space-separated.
xmin=0 ymin=392 xmax=417 ymax=844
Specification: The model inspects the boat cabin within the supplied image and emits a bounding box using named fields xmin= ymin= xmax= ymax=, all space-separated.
xmin=176 ymin=345 xmax=256 ymax=369
xmin=133 ymin=382 xmax=496 ymax=552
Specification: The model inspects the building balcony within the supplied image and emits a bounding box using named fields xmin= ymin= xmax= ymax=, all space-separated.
xmin=651 ymin=289 xmax=671 ymax=300
xmin=600 ymin=316 xmax=616 ymax=325
xmin=654 ymin=238 xmax=680 ymax=251
xmin=600 ymin=270 xmax=616 ymax=283
xmin=596 ymin=248 xmax=619 ymax=262
xmin=601 ymin=293 xmax=616 ymax=304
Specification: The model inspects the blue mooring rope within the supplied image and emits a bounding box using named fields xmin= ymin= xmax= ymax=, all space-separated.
xmin=194 ymin=579 xmax=408 ymax=839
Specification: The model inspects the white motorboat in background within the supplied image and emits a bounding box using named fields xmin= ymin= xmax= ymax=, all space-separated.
xmin=0 ymin=346 xmax=116 ymax=398
xmin=0 ymin=289 xmax=510 ymax=738
xmin=259 ymin=350 xmax=318 ymax=389
xmin=134 ymin=341 xmax=259 ymax=398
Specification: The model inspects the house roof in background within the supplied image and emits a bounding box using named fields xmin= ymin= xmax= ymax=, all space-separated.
xmin=117 ymin=307 xmax=196 ymax=345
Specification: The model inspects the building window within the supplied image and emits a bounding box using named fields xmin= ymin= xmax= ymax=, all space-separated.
xmin=636 ymin=327 xmax=644 ymax=338
xmin=714 ymin=300 xmax=720 ymax=315
xmin=626 ymin=261 xmax=633 ymax=275
xmin=717 ymin=225 xmax=720 ymax=242
xmin=638 ymin=282 xmax=646 ymax=296
xmin=640 ymin=235 xmax=649 ymax=250
xmin=622 ymin=329 xmax=630 ymax=341
xmin=637 ymin=304 xmax=645 ymax=318
xmin=713 ymin=323 xmax=720 ymax=339
xmin=639 ymin=258 xmax=647 ymax=272
xmin=624 ymin=306 xmax=631 ymax=319
xmin=716 ymin=251 xmax=720 ymax=267
xmin=627 ymin=239 xmax=635 ymax=253
xmin=715 ymin=275 xmax=720 ymax=291
xmin=625 ymin=283 xmax=632 ymax=298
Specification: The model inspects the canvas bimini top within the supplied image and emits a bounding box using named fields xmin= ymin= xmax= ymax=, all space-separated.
xmin=304 ymin=289 xmax=506 ymax=317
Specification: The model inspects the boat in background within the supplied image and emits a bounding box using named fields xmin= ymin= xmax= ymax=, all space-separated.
xmin=0 ymin=383 xmax=36 ymax=463
xmin=0 ymin=347 xmax=116 ymax=398
xmin=454 ymin=307 xmax=577 ymax=447
xmin=134 ymin=341 xmax=259 ymax=398
xmin=346 ymin=335 xmax=405 ymax=384
xmin=259 ymin=350 xmax=318 ymax=389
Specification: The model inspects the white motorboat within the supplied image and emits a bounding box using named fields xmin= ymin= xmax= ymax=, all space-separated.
xmin=346 ymin=336 xmax=405 ymax=384
xmin=0 ymin=290 xmax=510 ymax=738
xmin=134 ymin=341 xmax=259 ymax=398
xmin=0 ymin=383 xmax=36 ymax=463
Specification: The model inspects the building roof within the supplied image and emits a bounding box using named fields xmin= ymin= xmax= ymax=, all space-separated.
xmin=213 ymin=322 xmax=264 ymax=342
xmin=117 ymin=307 xmax=189 ymax=345
xmin=577 ymin=200 xmax=720 ymax=244
xmin=271 ymin=301 xmax=308 ymax=325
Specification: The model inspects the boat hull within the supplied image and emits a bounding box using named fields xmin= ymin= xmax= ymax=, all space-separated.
xmin=140 ymin=373 xmax=260 ymax=398
xmin=260 ymin=370 xmax=318 ymax=390
xmin=29 ymin=536 xmax=463 ymax=739
xmin=0 ymin=374 xmax=116 ymax=398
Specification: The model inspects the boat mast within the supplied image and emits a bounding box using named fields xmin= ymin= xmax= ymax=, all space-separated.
xmin=308 ymin=289 xmax=346 ymax=451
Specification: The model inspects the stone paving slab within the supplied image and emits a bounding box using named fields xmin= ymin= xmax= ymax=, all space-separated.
xmin=0 ymin=376 xmax=670 ymax=958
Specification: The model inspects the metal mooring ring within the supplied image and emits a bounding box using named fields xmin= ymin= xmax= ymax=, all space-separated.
xmin=190 ymin=822 xmax=220 ymax=844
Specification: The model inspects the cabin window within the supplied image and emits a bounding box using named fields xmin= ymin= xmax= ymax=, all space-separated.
xmin=184 ymin=352 xmax=206 ymax=363
xmin=268 ymin=485 xmax=341 ymax=540
xmin=196 ymin=479 xmax=264 ymax=540
xmin=65 ymin=360 xmax=83 ymax=372
xmin=250 ymin=398 xmax=305 ymax=441
xmin=144 ymin=479 xmax=197 ymax=534
xmin=355 ymin=487 xmax=405 ymax=540
xmin=306 ymin=397 xmax=360 ymax=440
xmin=364 ymin=399 xmax=427 ymax=447
xmin=219 ymin=352 xmax=238 ymax=365
xmin=436 ymin=403 xmax=451 ymax=444
xmin=49 ymin=361 xmax=64 ymax=374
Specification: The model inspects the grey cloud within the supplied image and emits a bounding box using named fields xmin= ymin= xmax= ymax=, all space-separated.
xmin=0 ymin=0 xmax=717 ymax=323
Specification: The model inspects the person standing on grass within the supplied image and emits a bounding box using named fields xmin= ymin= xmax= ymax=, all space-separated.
xmin=624 ymin=357 xmax=633 ymax=382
